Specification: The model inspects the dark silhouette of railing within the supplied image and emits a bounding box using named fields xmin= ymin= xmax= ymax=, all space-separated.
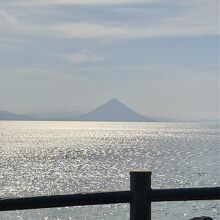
xmin=0 ymin=171 xmax=219 ymax=220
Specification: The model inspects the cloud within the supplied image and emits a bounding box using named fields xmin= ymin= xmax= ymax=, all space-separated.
xmin=0 ymin=10 xmax=18 ymax=24
xmin=57 ymin=51 xmax=107 ymax=64
xmin=3 ymin=0 xmax=160 ymax=7
xmin=0 ymin=0 xmax=218 ymax=40
xmin=0 ymin=14 xmax=218 ymax=40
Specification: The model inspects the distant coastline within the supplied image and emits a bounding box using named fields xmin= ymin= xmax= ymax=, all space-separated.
xmin=0 ymin=99 xmax=219 ymax=123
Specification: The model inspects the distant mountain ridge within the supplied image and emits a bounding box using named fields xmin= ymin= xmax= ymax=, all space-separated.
xmin=76 ymin=98 xmax=153 ymax=122
xmin=0 ymin=98 xmax=152 ymax=122
xmin=26 ymin=111 xmax=83 ymax=120
xmin=0 ymin=111 xmax=35 ymax=121
xmin=0 ymin=99 xmax=219 ymax=123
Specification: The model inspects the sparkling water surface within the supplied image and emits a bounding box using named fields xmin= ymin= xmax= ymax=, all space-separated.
xmin=0 ymin=121 xmax=219 ymax=219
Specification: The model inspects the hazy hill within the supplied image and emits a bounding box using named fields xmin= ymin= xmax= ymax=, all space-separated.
xmin=0 ymin=110 xmax=82 ymax=121
xmin=0 ymin=111 xmax=35 ymax=120
xmin=0 ymin=100 xmax=218 ymax=122
xmin=76 ymin=98 xmax=153 ymax=122
xmin=26 ymin=111 xmax=83 ymax=121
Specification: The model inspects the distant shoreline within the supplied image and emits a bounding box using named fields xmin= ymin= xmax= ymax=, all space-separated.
xmin=0 ymin=120 xmax=219 ymax=124
xmin=1 ymin=98 xmax=218 ymax=124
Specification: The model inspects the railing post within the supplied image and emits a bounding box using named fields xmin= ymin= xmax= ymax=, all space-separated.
xmin=130 ymin=170 xmax=152 ymax=220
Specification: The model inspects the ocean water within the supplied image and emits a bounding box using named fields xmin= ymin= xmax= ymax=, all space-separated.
xmin=0 ymin=121 xmax=219 ymax=220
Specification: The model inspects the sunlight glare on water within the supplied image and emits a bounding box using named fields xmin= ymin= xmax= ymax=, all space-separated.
xmin=0 ymin=121 xmax=219 ymax=219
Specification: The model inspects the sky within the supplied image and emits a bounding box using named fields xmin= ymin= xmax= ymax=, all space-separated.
xmin=0 ymin=0 xmax=219 ymax=120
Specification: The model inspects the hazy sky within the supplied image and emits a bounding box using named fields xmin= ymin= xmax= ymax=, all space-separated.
xmin=0 ymin=0 xmax=219 ymax=119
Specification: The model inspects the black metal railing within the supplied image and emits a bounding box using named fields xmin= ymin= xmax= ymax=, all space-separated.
xmin=0 ymin=171 xmax=219 ymax=220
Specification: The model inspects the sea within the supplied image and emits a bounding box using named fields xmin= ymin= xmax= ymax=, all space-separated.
xmin=0 ymin=121 xmax=219 ymax=220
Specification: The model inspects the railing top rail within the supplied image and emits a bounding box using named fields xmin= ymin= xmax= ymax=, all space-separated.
xmin=151 ymin=187 xmax=220 ymax=202
xmin=0 ymin=191 xmax=131 ymax=212
xmin=0 ymin=187 xmax=219 ymax=212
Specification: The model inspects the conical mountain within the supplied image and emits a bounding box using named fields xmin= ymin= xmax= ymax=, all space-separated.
xmin=76 ymin=98 xmax=153 ymax=122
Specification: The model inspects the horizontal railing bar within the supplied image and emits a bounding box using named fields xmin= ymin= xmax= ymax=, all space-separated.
xmin=0 ymin=187 xmax=219 ymax=212
xmin=151 ymin=187 xmax=220 ymax=202
xmin=0 ymin=191 xmax=131 ymax=212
